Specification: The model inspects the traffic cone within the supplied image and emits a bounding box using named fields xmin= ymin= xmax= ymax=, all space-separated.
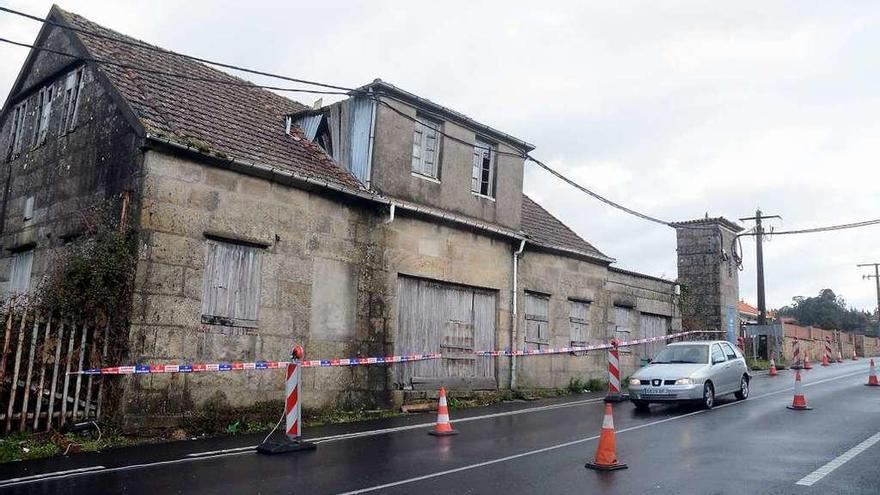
xmin=821 ymin=354 xmax=829 ymax=367
xmin=428 ymin=387 xmax=458 ymax=436
xmin=786 ymin=370 xmax=812 ymax=410
xmin=585 ymin=403 xmax=628 ymax=471
xmin=804 ymin=354 xmax=813 ymax=370
xmin=768 ymin=359 xmax=778 ymax=377
xmin=866 ymin=359 xmax=879 ymax=387
xmin=852 ymin=349 xmax=858 ymax=361
xmin=836 ymin=352 xmax=843 ymax=364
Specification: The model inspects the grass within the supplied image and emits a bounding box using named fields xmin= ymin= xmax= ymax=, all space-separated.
xmin=747 ymin=358 xmax=788 ymax=371
xmin=0 ymin=429 xmax=138 ymax=464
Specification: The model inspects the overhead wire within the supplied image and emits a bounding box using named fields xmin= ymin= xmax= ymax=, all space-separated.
xmin=0 ymin=5 xmax=355 ymax=92
xmin=4 ymin=7 xmax=880 ymax=238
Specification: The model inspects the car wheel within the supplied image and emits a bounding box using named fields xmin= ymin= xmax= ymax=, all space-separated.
xmin=702 ymin=382 xmax=715 ymax=409
xmin=632 ymin=400 xmax=649 ymax=411
xmin=734 ymin=375 xmax=749 ymax=400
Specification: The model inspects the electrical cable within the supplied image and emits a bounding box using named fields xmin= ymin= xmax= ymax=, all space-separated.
xmin=0 ymin=6 xmax=355 ymax=92
xmin=262 ymin=413 xmax=285 ymax=444
xmin=0 ymin=37 xmax=350 ymax=96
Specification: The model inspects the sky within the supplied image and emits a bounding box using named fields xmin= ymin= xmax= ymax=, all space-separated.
xmin=1 ymin=1 xmax=878 ymax=312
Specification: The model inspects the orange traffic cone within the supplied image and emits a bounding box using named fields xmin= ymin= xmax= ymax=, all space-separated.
xmin=585 ymin=403 xmax=628 ymax=471
xmin=804 ymin=354 xmax=813 ymax=370
xmin=836 ymin=352 xmax=843 ymax=364
xmin=821 ymin=354 xmax=830 ymax=367
xmin=787 ymin=370 xmax=812 ymax=410
xmin=866 ymin=359 xmax=879 ymax=387
xmin=428 ymin=387 xmax=458 ymax=436
xmin=852 ymin=349 xmax=859 ymax=361
xmin=768 ymin=359 xmax=778 ymax=377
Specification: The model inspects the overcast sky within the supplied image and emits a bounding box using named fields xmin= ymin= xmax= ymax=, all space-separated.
xmin=2 ymin=1 xmax=878 ymax=312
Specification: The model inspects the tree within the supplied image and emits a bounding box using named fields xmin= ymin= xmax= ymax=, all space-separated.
xmin=778 ymin=288 xmax=872 ymax=333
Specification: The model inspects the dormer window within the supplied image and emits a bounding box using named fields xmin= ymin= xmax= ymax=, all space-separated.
xmin=472 ymin=138 xmax=496 ymax=198
xmin=411 ymin=115 xmax=441 ymax=179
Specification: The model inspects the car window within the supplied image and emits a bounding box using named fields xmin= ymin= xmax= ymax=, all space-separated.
xmin=711 ymin=344 xmax=726 ymax=364
xmin=721 ymin=342 xmax=738 ymax=360
xmin=652 ymin=344 xmax=708 ymax=364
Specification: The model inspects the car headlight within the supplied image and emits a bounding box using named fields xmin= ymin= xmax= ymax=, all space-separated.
xmin=629 ymin=378 xmax=641 ymax=386
xmin=674 ymin=378 xmax=694 ymax=385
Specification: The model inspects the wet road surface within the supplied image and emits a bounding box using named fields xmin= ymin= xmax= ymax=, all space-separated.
xmin=1 ymin=359 xmax=878 ymax=494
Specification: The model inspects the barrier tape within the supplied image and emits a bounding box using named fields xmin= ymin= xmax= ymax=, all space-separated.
xmin=474 ymin=330 xmax=723 ymax=357
xmin=72 ymin=330 xmax=723 ymax=375
xmin=72 ymin=352 xmax=442 ymax=375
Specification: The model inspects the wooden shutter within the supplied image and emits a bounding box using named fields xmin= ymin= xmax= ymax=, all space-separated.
xmin=8 ymin=250 xmax=34 ymax=295
xmin=525 ymin=292 xmax=549 ymax=347
xmin=201 ymin=241 xmax=262 ymax=327
xmin=569 ymin=300 xmax=590 ymax=345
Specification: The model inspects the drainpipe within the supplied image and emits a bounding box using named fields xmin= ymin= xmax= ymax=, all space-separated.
xmin=384 ymin=203 xmax=396 ymax=224
xmin=511 ymin=239 xmax=526 ymax=390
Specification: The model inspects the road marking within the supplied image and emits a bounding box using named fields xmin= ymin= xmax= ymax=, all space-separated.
xmin=336 ymin=369 xmax=867 ymax=495
xmin=0 ymin=466 xmax=106 ymax=488
xmin=795 ymin=432 xmax=880 ymax=486
xmin=186 ymin=396 xmax=607 ymax=457
xmin=8 ymin=368 xmax=866 ymax=489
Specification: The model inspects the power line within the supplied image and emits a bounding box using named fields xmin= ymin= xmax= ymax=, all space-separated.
xmin=738 ymin=218 xmax=880 ymax=236
xmin=0 ymin=37 xmax=350 ymax=96
xmin=0 ymin=6 xmax=355 ymax=92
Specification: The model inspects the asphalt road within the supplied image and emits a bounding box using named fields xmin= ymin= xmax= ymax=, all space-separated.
xmin=1 ymin=359 xmax=878 ymax=494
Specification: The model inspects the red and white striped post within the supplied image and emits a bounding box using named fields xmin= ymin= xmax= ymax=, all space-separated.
xmin=257 ymin=345 xmax=316 ymax=455
xmin=605 ymin=339 xmax=624 ymax=403
xmin=791 ymin=339 xmax=802 ymax=369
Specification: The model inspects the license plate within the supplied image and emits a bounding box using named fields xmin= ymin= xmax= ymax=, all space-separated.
xmin=642 ymin=388 xmax=668 ymax=395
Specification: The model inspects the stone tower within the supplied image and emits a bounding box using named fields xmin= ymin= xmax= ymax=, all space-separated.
xmin=673 ymin=217 xmax=743 ymax=342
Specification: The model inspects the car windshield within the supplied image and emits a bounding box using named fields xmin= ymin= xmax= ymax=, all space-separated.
xmin=652 ymin=344 xmax=708 ymax=364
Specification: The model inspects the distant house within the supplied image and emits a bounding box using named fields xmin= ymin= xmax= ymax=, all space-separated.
xmin=0 ymin=7 xmax=681 ymax=423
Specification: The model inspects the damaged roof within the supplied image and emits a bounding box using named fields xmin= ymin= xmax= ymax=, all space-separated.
xmin=520 ymin=195 xmax=614 ymax=263
xmin=54 ymin=7 xmax=363 ymax=189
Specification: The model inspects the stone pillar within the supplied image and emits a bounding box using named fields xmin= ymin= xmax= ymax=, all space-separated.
xmin=673 ymin=217 xmax=743 ymax=342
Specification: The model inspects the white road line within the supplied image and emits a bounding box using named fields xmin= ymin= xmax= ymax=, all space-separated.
xmin=186 ymin=396 xmax=606 ymax=457
xmin=336 ymin=369 xmax=867 ymax=495
xmin=0 ymin=466 xmax=106 ymax=488
xmin=9 ymin=368 xmax=866 ymax=489
xmin=795 ymin=432 xmax=880 ymax=486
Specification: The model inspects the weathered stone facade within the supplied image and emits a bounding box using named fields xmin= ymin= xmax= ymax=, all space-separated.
xmin=674 ymin=218 xmax=742 ymax=341
xmin=0 ymin=7 xmax=686 ymax=426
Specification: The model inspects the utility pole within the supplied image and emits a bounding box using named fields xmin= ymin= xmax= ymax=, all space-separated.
xmin=740 ymin=209 xmax=781 ymax=360
xmin=857 ymin=263 xmax=880 ymax=333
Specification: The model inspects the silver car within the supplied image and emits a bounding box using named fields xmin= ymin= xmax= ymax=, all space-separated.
xmin=628 ymin=340 xmax=750 ymax=410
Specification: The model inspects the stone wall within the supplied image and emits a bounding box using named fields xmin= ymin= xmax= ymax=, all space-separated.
xmin=515 ymin=251 xmax=679 ymax=389
xmin=675 ymin=219 xmax=741 ymax=340
xmin=370 ymin=96 xmax=524 ymax=231
xmin=0 ymin=25 xmax=141 ymax=296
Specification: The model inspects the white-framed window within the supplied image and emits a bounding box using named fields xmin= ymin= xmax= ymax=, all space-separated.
xmin=411 ymin=115 xmax=441 ymax=179
xmin=8 ymin=249 xmax=34 ymax=295
xmin=61 ymin=68 xmax=84 ymax=134
xmin=7 ymin=101 xmax=28 ymax=158
xmin=524 ymin=291 xmax=550 ymax=346
xmin=200 ymin=239 xmax=263 ymax=327
xmin=32 ymin=86 xmax=53 ymax=146
xmin=569 ymin=299 xmax=590 ymax=346
xmin=471 ymin=138 xmax=496 ymax=197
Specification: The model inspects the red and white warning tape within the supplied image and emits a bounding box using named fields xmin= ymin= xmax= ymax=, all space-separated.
xmin=73 ymin=352 xmax=442 ymax=375
xmin=475 ymin=330 xmax=723 ymax=356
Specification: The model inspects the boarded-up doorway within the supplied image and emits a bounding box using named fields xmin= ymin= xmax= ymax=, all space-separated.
xmin=396 ymin=276 xmax=496 ymax=390
xmin=640 ymin=313 xmax=669 ymax=361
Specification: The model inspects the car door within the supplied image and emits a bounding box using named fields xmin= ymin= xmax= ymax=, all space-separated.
xmin=709 ymin=344 xmax=731 ymax=393
xmin=720 ymin=342 xmax=744 ymax=392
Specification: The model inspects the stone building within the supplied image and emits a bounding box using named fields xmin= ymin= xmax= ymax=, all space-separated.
xmin=0 ymin=7 xmax=680 ymax=423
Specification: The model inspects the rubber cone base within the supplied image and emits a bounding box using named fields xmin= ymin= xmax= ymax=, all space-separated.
xmin=585 ymin=461 xmax=628 ymax=471
xmin=786 ymin=405 xmax=813 ymax=410
xmin=865 ymin=383 xmax=880 ymax=387
xmin=428 ymin=429 xmax=459 ymax=436
xmin=257 ymin=438 xmax=317 ymax=455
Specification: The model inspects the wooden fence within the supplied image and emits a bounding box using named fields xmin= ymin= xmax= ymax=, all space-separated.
xmin=0 ymin=308 xmax=112 ymax=435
